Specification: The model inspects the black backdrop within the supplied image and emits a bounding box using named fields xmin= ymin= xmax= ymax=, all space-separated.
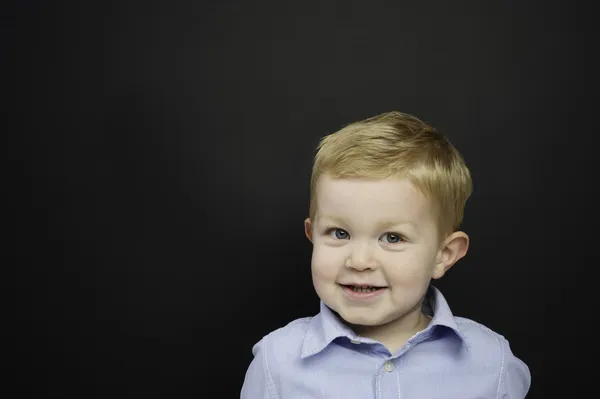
xmin=7 ymin=0 xmax=595 ymax=398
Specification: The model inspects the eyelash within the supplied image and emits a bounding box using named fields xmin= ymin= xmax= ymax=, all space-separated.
xmin=323 ymin=226 xmax=405 ymax=243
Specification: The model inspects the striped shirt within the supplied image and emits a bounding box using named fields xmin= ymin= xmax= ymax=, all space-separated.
xmin=241 ymin=286 xmax=531 ymax=398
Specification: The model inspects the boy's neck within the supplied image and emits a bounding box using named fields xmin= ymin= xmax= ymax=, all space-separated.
xmin=348 ymin=306 xmax=432 ymax=355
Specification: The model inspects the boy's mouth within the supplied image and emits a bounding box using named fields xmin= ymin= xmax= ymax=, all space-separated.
xmin=341 ymin=284 xmax=386 ymax=293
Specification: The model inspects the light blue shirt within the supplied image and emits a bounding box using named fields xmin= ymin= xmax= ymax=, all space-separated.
xmin=241 ymin=286 xmax=531 ymax=398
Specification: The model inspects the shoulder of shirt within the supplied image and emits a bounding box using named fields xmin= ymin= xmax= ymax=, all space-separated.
xmin=252 ymin=317 xmax=312 ymax=361
xmin=453 ymin=316 xmax=509 ymax=354
xmin=453 ymin=316 xmax=531 ymax=396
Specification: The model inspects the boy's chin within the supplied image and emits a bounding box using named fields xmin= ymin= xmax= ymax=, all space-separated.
xmin=326 ymin=304 xmax=383 ymax=326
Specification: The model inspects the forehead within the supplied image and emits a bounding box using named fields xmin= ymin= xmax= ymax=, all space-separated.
xmin=315 ymin=175 xmax=434 ymax=224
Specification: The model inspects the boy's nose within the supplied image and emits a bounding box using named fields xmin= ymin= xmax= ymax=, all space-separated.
xmin=345 ymin=243 xmax=377 ymax=270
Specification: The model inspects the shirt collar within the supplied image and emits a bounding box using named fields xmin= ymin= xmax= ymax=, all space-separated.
xmin=301 ymin=285 xmax=467 ymax=359
xmin=426 ymin=285 xmax=468 ymax=343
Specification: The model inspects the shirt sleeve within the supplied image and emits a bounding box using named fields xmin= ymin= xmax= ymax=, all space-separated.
xmin=498 ymin=337 xmax=531 ymax=399
xmin=240 ymin=338 xmax=278 ymax=399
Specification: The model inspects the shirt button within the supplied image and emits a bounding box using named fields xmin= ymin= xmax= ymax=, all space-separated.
xmin=384 ymin=361 xmax=394 ymax=372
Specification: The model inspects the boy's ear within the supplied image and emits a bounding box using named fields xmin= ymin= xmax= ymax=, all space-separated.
xmin=304 ymin=218 xmax=313 ymax=242
xmin=432 ymin=231 xmax=469 ymax=279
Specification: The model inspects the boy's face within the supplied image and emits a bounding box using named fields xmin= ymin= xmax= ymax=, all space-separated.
xmin=305 ymin=175 xmax=455 ymax=328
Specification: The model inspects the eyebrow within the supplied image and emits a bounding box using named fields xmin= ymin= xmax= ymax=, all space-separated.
xmin=319 ymin=215 xmax=417 ymax=231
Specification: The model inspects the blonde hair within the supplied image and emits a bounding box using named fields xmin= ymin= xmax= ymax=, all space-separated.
xmin=309 ymin=111 xmax=473 ymax=240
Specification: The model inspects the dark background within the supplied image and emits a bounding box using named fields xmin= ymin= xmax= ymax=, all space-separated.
xmin=7 ymin=0 xmax=595 ymax=398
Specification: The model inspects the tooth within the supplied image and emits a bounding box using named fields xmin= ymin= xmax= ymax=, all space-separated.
xmin=349 ymin=286 xmax=379 ymax=293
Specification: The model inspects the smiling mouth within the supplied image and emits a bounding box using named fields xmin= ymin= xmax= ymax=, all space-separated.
xmin=341 ymin=284 xmax=387 ymax=293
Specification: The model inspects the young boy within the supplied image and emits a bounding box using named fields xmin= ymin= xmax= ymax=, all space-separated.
xmin=241 ymin=111 xmax=531 ymax=398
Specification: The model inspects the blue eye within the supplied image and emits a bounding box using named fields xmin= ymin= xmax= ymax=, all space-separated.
xmin=328 ymin=228 xmax=349 ymax=240
xmin=383 ymin=233 xmax=402 ymax=243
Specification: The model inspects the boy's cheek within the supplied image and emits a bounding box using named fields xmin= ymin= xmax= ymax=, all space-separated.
xmin=312 ymin=245 xmax=341 ymax=261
